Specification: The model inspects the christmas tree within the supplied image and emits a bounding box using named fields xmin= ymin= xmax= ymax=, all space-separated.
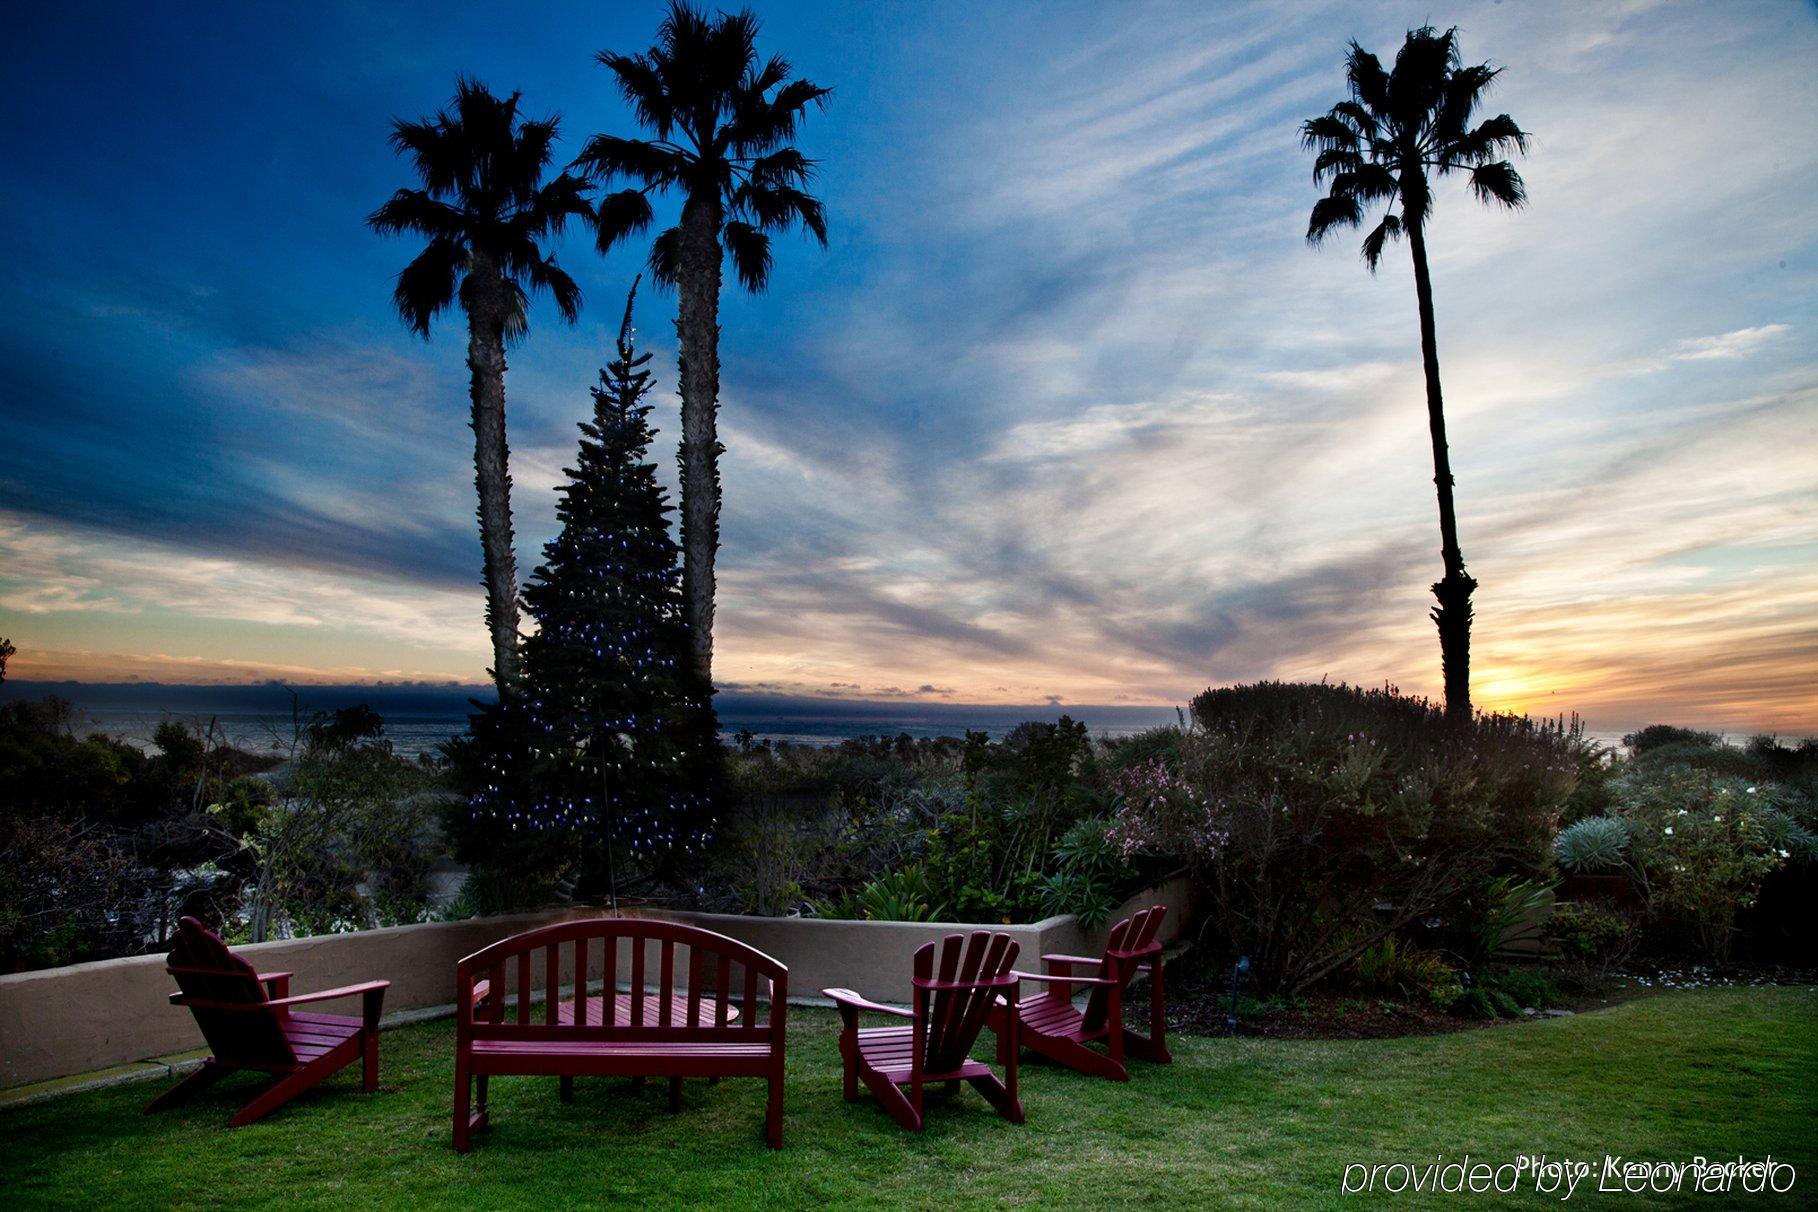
xmin=460 ymin=280 xmax=718 ymax=889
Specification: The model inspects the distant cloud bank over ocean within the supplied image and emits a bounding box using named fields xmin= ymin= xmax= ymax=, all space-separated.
xmin=1 ymin=681 xmax=1185 ymax=757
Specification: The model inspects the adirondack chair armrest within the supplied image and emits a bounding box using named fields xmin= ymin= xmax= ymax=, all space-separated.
xmin=1040 ymin=953 xmax=1104 ymax=971
xmin=264 ymin=980 xmax=390 ymax=1009
xmin=1012 ymin=969 xmax=1118 ymax=987
xmin=821 ymin=988 xmax=913 ymax=1019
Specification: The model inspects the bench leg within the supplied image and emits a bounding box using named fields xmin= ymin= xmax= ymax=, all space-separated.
xmin=559 ymin=1075 xmax=574 ymax=1103
xmin=668 ymin=1076 xmax=683 ymax=1112
xmin=766 ymin=1071 xmax=785 ymax=1148
xmin=453 ymin=1055 xmax=482 ymax=1152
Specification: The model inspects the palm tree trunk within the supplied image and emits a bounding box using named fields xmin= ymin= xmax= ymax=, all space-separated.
xmin=1406 ymin=220 xmax=1475 ymax=721
xmin=463 ymin=255 xmax=522 ymax=688
xmin=675 ymin=193 xmax=724 ymax=688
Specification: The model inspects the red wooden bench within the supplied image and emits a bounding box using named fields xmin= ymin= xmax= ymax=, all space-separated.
xmin=145 ymin=916 xmax=390 ymax=1126
xmin=453 ymin=917 xmax=789 ymax=1151
xmin=824 ymin=931 xmax=1024 ymax=1132
xmin=991 ymin=904 xmax=1172 ymax=1081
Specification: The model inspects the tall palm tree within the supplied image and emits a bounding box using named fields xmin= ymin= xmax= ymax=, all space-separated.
xmin=575 ymin=2 xmax=829 ymax=688
xmin=1302 ymin=26 xmax=1528 ymax=721
xmin=369 ymin=78 xmax=592 ymax=688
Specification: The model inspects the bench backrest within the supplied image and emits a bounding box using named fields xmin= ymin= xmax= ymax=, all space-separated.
xmin=913 ymin=931 xmax=1019 ymax=1074
xmin=164 ymin=916 xmax=295 ymax=1068
xmin=455 ymin=917 xmax=788 ymax=1046
xmin=1080 ymin=904 xmax=1167 ymax=1034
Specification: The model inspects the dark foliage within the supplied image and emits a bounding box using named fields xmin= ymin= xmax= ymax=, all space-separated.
xmin=1110 ymin=682 xmax=1573 ymax=995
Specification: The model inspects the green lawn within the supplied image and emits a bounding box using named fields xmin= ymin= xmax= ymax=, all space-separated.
xmin=2 ymin=989 xmax=1812 ymax=1209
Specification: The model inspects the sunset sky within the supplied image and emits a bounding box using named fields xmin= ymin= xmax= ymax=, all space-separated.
xmin=2 ymin=0 xmax=1814 ymax=732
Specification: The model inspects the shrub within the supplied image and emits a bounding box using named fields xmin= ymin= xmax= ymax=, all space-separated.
xmin=1556 ymin=815 xmax=1630 ymax=872
xmin=1612 ymin=767 xmax=1797 ymax=962
xmin=1450 ymin=987 xmax=1524 ymax=1021
xmin=1623 ymin=725 xmax=1721 ymax=755
xmin=1444 ymin=875 xmax=1554 ymax=969
xmin=828 ymin=864 xmax=944 ymax=922
xmin=1107 ymin=682 xmax=1574 ymax=995
xmin=1486 ymin=967 xmax=1559 ymax=1010
xmin=1038 ymin=816 xmax=1138 ymax=928
xmin=1541 ymin=902 xmax=1638 ymax=976
xmin=1352 ymin=936 xmax=1458 ymax=999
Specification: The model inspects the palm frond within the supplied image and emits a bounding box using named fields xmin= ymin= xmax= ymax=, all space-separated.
xmin=732 ymin=183 xmax=826 ymax=241
xmin=367 ymin=188 xmax=463 ymax=238
xmin=1440 ymin=113 xmax=1528 ymax=167
xmin=723 ymin=77 xmax=831 ymax=156
xmin=598 ymin=51 xmax=676 ymax=139
xmin=590 ymin=188 xmax=657 ymax=254
xmin=723 ymin=220 xmax=773 ymax=292
xmin=1301 ymin=112 xmax=1363 ymax=154
xmin=572 ymin=134 xmax=686 ymax=187
xmin=1345 ymin=42 xmax=1389 ymax=114
xmin=1330 ymin=163 xmax=1399 ymax=204
xmin=746 ymin=147 xmax=814 ymax=187
xmin=1310 ymin=147 xmax=1363 ymax=183
xmin=1467 ymin=160 xmax=1527 ymax=209
xmin=1306 ymin=193 xmax=1362 ymax=244
xmin=393 ymin=238 xmax=465 ymax=337
xmin=646 ymin=225 xmax=683 ymax=287
xmin=1435 ymin=63 xmax=1500 ymax=141
xmin=1360 ymin=212 xmax=1403 ymax=272
xmin=522 ymin=256 xmax=583 ymax=324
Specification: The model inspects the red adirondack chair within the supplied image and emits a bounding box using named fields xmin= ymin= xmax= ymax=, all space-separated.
xmin=992 ymin=904 xmax=1171 ymax=1081
xmin=144 ymin=916 xmax=390 ymax=1126
xmin=823 ymin=931 xmax=1024 ymax=1132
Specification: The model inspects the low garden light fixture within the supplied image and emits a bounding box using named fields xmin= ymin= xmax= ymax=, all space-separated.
xmin=1227 ymin=956 xmax=1251 ymax=1035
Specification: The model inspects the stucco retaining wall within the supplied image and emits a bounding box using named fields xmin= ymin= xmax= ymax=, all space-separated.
xmin=0 ymin=875 xmax=1195 ymax=1090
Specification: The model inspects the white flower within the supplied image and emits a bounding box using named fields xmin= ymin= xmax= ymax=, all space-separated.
xmin=1664 ymin=826 xmax=1674 ymax=836
xmin=1713 ymin=815 xmax=1723 ymax=823
xmin=1779 ymin=849 xmax=1791 ymax=859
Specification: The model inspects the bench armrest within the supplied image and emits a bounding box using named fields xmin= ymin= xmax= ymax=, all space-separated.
xmin=822 ymin=988 xmax=913 ymax=1019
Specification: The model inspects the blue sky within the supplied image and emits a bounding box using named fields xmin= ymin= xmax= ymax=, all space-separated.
xmin=2 ymin=0 xmax=1815 ymax=731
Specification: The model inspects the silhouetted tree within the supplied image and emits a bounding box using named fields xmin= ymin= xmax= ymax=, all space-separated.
xmin=575 ymin=2 xmax=829 ymax=688
xmin=0 ymin=637 xmax=14 ymax=684
xmin=369 ymin=79 xmax=593 ymax=688
xmin=463 ymin=281 xmax=718 ymax=884
xmin=1302 ymin=27 xmax=1528 ymax=720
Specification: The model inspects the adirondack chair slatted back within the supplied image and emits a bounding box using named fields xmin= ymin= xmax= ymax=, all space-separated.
xmin=1080 ymin=905 xmax=1167 ymax=1034
xmin=456 ymin=918 xmax=786 ymax=1043
xmin=165 ymin=916 xmax=295 ymax=1067
xmin=914 ymin=931 xmax=1019 ymax=1075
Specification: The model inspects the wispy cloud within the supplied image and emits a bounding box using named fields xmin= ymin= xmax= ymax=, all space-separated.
xmin=1 ymin=0 xmax=1814 ymax=732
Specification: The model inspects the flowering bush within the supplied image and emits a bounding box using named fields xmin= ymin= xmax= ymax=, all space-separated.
xmin=1105 ymin=758 xmax=1228 ymax=861
xmin=1612 ymin=768 xmax=1808 ymax=962
xmin=1105 ymin=682 xmax=1574 ymax=994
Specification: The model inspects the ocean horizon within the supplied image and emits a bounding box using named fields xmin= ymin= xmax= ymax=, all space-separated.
xmin=1 ymin=679 xmax=1190 ymax=757
xmin=0 ymin=679 xmax=1753 ymax=758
